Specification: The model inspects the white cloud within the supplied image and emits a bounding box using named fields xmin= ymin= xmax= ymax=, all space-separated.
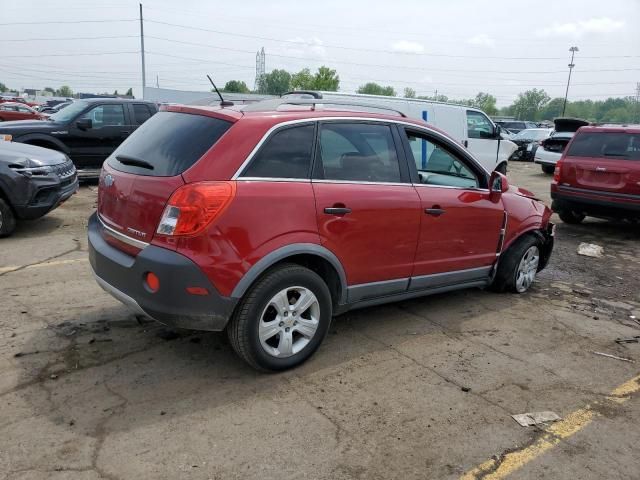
xmin=467 ymin=34 xmax=495 ymax=48
xmin=285 ymin=37 xmax=327 ymax=59
xmin=536 ymin=17 xmax=624 ymax=38
xmin=391 ymin=40 xmax=425 ymax=54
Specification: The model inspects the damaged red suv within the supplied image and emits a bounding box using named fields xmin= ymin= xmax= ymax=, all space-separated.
xmin=88 ymin=99 xmax=554 ymax=370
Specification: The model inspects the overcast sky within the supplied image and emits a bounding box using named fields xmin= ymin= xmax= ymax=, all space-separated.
xmin=1 ymin=0 xmax=638 ymax=106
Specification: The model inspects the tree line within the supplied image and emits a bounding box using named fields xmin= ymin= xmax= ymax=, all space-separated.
xmin=224 ymin=66 xmax=638 ymax=123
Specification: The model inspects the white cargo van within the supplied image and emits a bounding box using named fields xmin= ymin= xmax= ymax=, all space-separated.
xmin=284 ymin=91 xmax=516 ymax=173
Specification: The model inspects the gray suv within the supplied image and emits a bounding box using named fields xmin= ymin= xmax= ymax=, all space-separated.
xmin=0 ymin=141 xmax=78 ymax=237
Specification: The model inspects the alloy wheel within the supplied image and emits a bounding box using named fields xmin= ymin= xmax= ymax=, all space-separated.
xmin=515 ymin=246 xmax=540 ymax=293
xmin=258 ymin=286 xmax=320 ymax=358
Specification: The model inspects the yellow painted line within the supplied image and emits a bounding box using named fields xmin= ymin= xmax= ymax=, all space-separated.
xmin=0 ymin=258 xmax=87 ymax=274
xmin=460 ymin=373 xmax=640 ymax=480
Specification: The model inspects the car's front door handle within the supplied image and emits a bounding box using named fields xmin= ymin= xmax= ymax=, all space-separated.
xmin=324 ymin=207 xmax=352 ymax=215
xmin=425 ymin=208 xmax=446 ymax=216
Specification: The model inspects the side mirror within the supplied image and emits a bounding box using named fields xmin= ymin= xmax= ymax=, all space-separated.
xmin=489 ymin=171 xmax=509 ymax=198
xmin=76 ymin=118 xmax=92 ymax=130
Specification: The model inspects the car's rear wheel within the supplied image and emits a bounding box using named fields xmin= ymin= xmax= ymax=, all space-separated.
xmin=227 ymin=263 xmax=332 ymax=371
xmin=541 ymin=164 xmax=555 ymax=174
xmin=490 ymin=234 xmax=542 ymax=293
xmin=558 ymin=209 xmax=585 ymax=224
xmin=0 ymin=198 xmax=17 ymax=237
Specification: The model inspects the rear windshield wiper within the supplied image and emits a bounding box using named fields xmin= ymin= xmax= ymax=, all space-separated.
xmin=115 ymin=154 xmax=154 ymax=170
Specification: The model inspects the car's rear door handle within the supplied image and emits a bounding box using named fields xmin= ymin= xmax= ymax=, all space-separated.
xmin=425 ymin=208 xmax=446 ymax=216
xmin=324 ymin=207 xmax=352 ymax=215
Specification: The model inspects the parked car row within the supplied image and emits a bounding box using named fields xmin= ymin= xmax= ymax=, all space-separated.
xmin=0 ymin=98 xmax=158 ymax=178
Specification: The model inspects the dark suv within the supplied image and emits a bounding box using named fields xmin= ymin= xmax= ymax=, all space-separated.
xmin=0 ymin=141 xmax=78 ymax=236
xmin=89 ymin=100 xmax=554 ymax=371
xmin=0 ymin=98 xmax=157 ymax=178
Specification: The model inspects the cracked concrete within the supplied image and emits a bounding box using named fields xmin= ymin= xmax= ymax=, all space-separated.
xmin=1 ymin=164 xmax=639 ymax=479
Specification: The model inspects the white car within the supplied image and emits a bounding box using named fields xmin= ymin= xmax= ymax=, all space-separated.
xmin=534 ymin=118 xmax=589 ymax=174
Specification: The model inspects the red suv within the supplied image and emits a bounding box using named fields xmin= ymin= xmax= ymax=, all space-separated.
xmin=88 ymin=100 xmax=554 ymax=370
xmin=551 ymin=126 xmax=640 ymax=224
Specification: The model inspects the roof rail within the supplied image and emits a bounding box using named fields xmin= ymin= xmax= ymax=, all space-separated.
xmin=281 ymin=90 xmax=323 ymax=99
xmin=240 ymin=98 xmax=407 ymax=117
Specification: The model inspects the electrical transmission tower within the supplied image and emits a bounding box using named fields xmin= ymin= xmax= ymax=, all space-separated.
xmin=254 ymin=47 xmax=265 ymax=93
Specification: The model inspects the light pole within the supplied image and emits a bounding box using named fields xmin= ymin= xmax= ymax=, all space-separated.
xmin=562 ymin=46 xmax=578 ymax=116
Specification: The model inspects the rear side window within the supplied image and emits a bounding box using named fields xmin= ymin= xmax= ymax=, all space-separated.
xmin=132 ymin=104 xmax=152 ymax=124
xmin=107 ymin=111 xmax=232 ymax=176
xmin=317 ymin=123 xmax=401 ymax=183
xmin=242 ymin=124 xmax=314 ymax=179
xmin=567 ymin=132 xmax=640 ymax=160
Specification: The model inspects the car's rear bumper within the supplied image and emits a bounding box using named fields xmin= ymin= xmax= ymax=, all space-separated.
xmin=534 ymin=150 xmax=561 ymax=166
xmin=88 ymin=212 xmax=237 ymax=331
xmin=551 ymin=186 xmax=640 ymax=219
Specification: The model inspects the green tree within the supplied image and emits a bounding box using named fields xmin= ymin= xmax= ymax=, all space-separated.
xmin=471 ymin=92 xmax=498 ymax=116
xmin=113 ymin=90 xmax=119 ymax=96
xmin=357 ymin=82 xmax=396 ymax=96
xmin=125 ymin=88 xmax=133 ymax=97
xmin=257 ymin=69 xmax=291 ymax=95
xmin=511 ymin=88 xmax=550 ymax=120
xmin=290 ymin=68 xmax=314 ymax=90
xmin=404 ymin=87 xmax=416 ymax=99
xmin=43 ymin=87 xmax=55 ymax=94
xmin=313 ymin=66 xmax=339 ymax=91
xmin=57 ymin=85 xmax=73 ymax=97
xmin=0 ymin=82 xmax=7 ymax=92
xmin=222 ymin=80 xmax=250 ymax=93
xmin=538 ymin=97 xmax=565 ymax=120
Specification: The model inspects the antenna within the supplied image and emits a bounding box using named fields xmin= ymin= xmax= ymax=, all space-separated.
xmin=207 ymin=75 xmax=234 ymax=107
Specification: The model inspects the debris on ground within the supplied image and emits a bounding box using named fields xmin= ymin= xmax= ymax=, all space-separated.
xmin=512 ymin=411 xmax=561 ymax=427
xmin=592 ymin=351 xmax=635 ymax=363
xmin=156 ymin=329 xmax=181 ymax=341
xmin=577 ymin=243 xmax=604 ymax=258
xmin=615 ymin=336 xmax=640 ymax=345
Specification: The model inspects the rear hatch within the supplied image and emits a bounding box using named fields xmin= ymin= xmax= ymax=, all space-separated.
xmin=541 ymin=118 xmax=590 ymax=154
xmin=98 ymin=110 xmax=233 ymax=252
xmin=559 ymin=129 xmax=640 ymax=197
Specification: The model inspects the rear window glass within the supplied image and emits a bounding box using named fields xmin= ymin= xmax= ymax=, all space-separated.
xmin=106 ymin=111 xmax=232 ymax=176
xmin=567 ymin=132 xmax=640 ymax=160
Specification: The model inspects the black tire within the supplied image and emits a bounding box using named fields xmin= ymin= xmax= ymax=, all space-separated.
xmin=227 ymin=263 xmax=332 ymax=371
xmin=490 ymin=234 xmax=542 ymax=294
xmin=558 ymin=209 xmax=585 ymax=224
xmin=541 ymin=164 xmax=555 ymax=174
xmin=495 ymin=162 xmax=507 ymax=174
xmin=0 ymin=198 xmax=17 ymax=237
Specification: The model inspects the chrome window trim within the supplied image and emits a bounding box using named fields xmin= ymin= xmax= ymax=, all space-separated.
xmin=231 ymin=116 xmax=490 ymax=180
xmin=236 ymin=177 xmax=311 ymax=183
xmin=313 ymin=179 xmax=412 ymax=187
xmin=98 ymin=214 xmax=150 ymax=249
xmin=412 ymin=183 xmax=490 ymax=192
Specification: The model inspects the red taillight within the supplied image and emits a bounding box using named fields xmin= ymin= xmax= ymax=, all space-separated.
xmin=553 ymin=159 xmax=563 ymax=182
xmin=145 ymin=272 xmax=160 ymax=292
xmin=156 ymin=181 xmax=236 ymax=236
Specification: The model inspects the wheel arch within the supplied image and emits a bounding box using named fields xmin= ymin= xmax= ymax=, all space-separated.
xmin=230 ymin=244 xmax=348 ymax=307
xmin=16 ymin=134 xmax=70 ymax=154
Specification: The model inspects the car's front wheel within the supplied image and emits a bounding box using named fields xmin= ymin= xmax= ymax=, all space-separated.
xmin=227 ymin=263 xmax=332 ymax=371
xmin=0 ymin=198 xmax=16 ymax=237
xmin=490 ymin=234 xmax=542 ymax=293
